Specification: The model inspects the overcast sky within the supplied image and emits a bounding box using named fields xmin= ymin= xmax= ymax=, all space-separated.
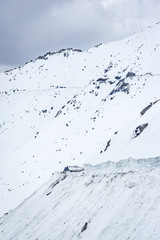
xmin=0 ymin=0 xmax=160 ymax=68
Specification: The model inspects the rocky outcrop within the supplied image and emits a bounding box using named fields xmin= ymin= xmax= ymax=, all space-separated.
xmin=126 ymin=72 xmax=136 ymax=78
xmin=36 ymin=48 xmax=82 ymax=61
xmin=132 ymin=123 xmax=148 ymax=138
xmin=63 ymin=166 xmax=84 ymax=173
xmin=96 ymin=78 xmax=108 ymax=83
xmin=81 ymin=222 xmax=88 ymax=233
xmin=140 ymin=100 xmax=160 ymax=116
xmin=109 ymin=79 xmax=129 ymax=95
xmin=104 ymin=139 xmax=111 ymax=151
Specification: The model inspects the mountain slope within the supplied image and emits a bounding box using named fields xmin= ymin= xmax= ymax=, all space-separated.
xmin=1 ymin=158 xmax=160 ymax=240
xmin=0 ymin=23 xmax=160 ymax=216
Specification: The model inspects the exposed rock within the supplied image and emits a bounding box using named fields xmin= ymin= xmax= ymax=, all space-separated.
xmin=115 ymin=76 xmax=121 ymax=80
xmin=104 ymin=62 xmax=113 ymax=73
xmin=55 ymin=110 xmax=62 ymax=118
xmin=109 ymin=79 xmax=129 ymax=95
xmin=46 ymin=191 xmax=51 ymax=196
xmin=36 ymin=48 xmax=82 ymax=61
xmin=126 ymin=72 xmax=136 ymax=78
xmin=81 ymin=222 xmax=88 ymax=233
xmin=64 ymin=52 xmax=69 ymax=57
xmin=104 ymin=139 xmax=111 ymax=151
xmin=42 ymin=110 xmax=47 ymax=113
xmin=63 ymin=166 xmax=84 ymax=173
xmin=141 ymin=103 xmax=152 ymax=116
xmin=132 ymin=123 xmax=148 ymax=138
xmin=94 ymin=43 xmax=102 ymax=48
xmin=34 ymin=132 xmax=39 ymax=138
xmin=49 ymin=175 xmax=67 ymax=189
xmin=140 ymin=100 xmax=160 ymax=116
xmin=108 ymin=81 xmax=115 ymax=85
xmin=96 ymin=78 xmax=108 ymax=83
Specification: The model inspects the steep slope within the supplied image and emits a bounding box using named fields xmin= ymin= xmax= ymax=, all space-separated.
xmin=0 ymin=23 xmax=160 ymax=216
xmin=1 ymin=157 xmax=160 ymax=240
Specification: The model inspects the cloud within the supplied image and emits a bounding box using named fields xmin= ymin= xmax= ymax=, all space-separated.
xmin=0 ymin=0 xmax=160 ymax=66
xmin=100 ymin=0 xmax=122 ymax=8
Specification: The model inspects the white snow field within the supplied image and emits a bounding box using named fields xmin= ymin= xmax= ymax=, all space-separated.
xmin=0 ymin=21 xmax=160 ymax=236
xmin=1 ymin=157 xmax=160 ymax=240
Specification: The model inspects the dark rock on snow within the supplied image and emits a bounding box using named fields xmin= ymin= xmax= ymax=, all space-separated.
xmin=126 ymin=72 xmax=136 ymax=78
xmin=81 ymin=222 xmax=88 ymax=233
xmin=133 ymin=123 xmax=148 ymax=138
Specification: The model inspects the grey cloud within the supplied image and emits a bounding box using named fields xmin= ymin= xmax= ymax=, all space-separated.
xmin=0 ymin=0 xmax=160 ymax=66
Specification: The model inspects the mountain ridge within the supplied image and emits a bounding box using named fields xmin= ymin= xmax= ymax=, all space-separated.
xmin=0 ymin=22 xmax=160 ymax=217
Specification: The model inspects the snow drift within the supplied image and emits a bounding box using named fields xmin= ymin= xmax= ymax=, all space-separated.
xmin=0 ymin=157 xmax=160 ymax=240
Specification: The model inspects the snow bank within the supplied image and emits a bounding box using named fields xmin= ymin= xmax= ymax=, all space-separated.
xmin=0 ymin=157 xmax=160 ymax=240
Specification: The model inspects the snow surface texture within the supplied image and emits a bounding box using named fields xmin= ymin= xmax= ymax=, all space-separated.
xmin=1 ymin=157 xmax=160 ymax=240
xmin=0 ymin=23 xmax=160 ymax=216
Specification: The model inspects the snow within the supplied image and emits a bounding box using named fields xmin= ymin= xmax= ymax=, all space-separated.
xmin=0 ymin=22 xmax=160 ymax=217
xmin=0 ymin=157 xmax=160 ymax=240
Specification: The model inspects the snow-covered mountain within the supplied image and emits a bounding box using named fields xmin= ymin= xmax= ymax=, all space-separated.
xmin=0 ymin=21 xmax=160 ymax=224
xmin=1 ymin=157 xmax=160 ymax=240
